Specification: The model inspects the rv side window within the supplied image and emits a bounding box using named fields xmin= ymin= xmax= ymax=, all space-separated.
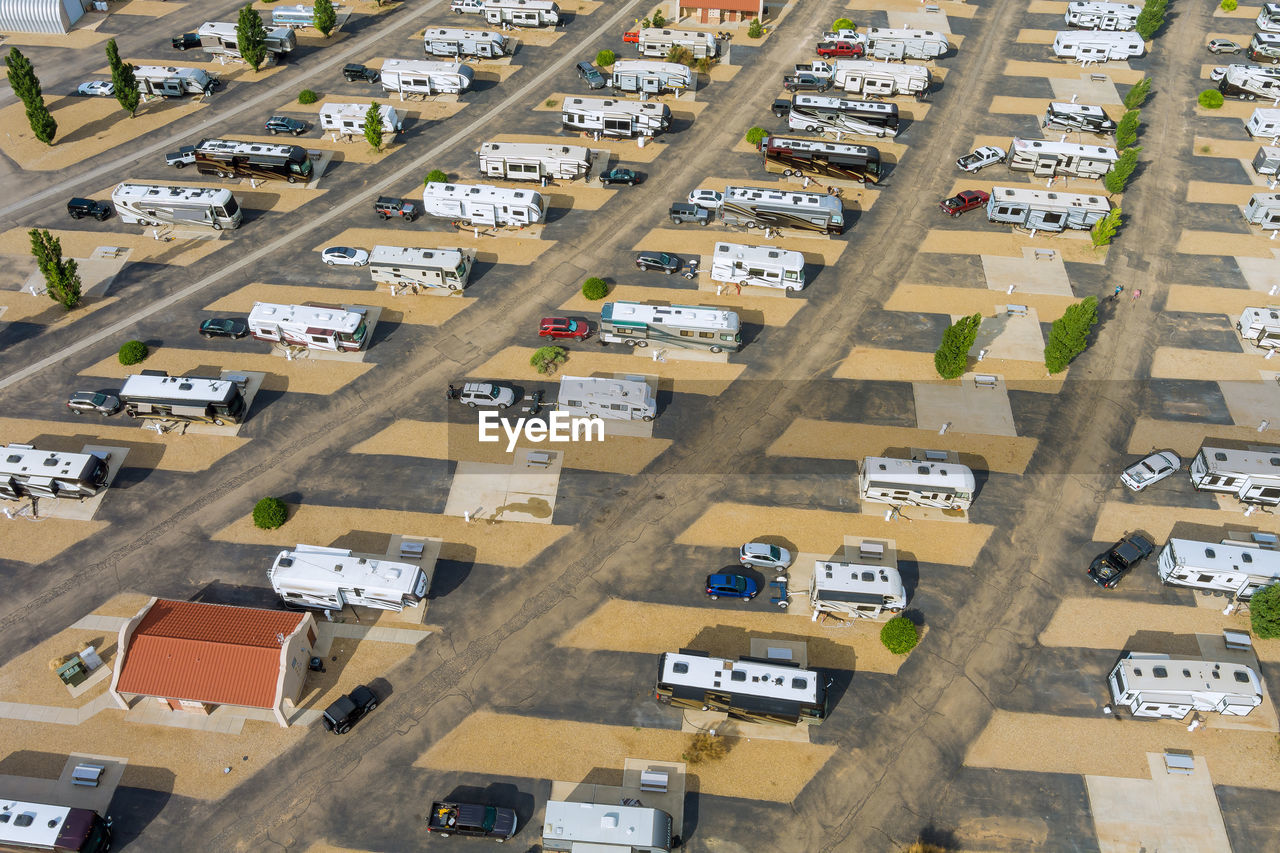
xmin=1234 ymin=671 xmax=1251 ymax=683
xmin=1196 ymin=574 xmax=1214 ymax=584
xmin=679 ymin=330 xmax=693 ymax=338
xmin=730 ymin=670 xmax=747 ymax=682
xmin=1043 ymin=213 xmax=1065 ymax=226
xmin=1153 ymin=666 xmax=1168 ymax=678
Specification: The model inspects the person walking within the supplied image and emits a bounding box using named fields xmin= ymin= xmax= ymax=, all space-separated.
xmin=1131 ymin=288 xmax=1141 ymax=302
xmin=1113 ymin=284 xmax=1123 ymax=300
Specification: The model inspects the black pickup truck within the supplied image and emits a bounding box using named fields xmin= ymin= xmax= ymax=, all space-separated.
xmin=1087 ymin=533 xmax=1155 ymax=589
xmin=426 ymin=801 xmax=518 ymax=840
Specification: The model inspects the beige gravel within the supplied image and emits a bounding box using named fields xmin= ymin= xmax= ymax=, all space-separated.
xmin=1004 ymin=60 xmax=1146 ymax=84
xmin=83 ymin=348 xmax=373 ymax=395
xmin=637 ymin=226 xmax=849 ymax=265
xmin=1164 ymin=285 xmax=1270 ymax=316
xmin=556 ymin=284 xmax=808 ymax=326
xmin=0 ymin=29 xmax=112 ymax=49
xmin=1126 ymin=417 xmax=1280 ymax=458
xmin=1192 ymin=136 xmax=1266 ymax=159
xmin=0 ymin=292 xmax=118 ymax=328
xmin=472 ymin=346 xmax=745 ymax=395
xmin=0 ymin=518 xmax=108 ymax=564
xmin=921 ymin=229 xmax=1106 ymax=264
xmin=322 ymin=227 xmax=553 ymax=266
xmin=1015 ymin=28 xmax=1059 ymax=44
xmin=1091 ymin=500 xmax=1280 ymax=545
xmin=1039 ymin=597 xmax=1254 ymax=651
xmin=766 ymin=420 xmax=1039 ymax=474
xmin=833 ymin=347 xmax=1069 ymax=388
xmin=204 ymin=283 xmax=474 ymax=327
xmin=885 ymin=283 xmax=1077 ymax=323
xmin=0 ymin=626 xmax=120 ymax=708
xmin=496 ymin=126 xmax=672 ymax=165
xmin=0 ymin=416 xmax=249 ymax=473
xmin=1194 ymin=100 xmax=1265 ymax=120
xmin=1149 ymin=347 xmax=1267 ymax=382
xmin=1177 ymin=230 xmax=1280 ymax=258
xmin=1186 ymin=182 xmax=1260 ymax=205
xmin=0 ymin=227 xmax=226 ymax=268
xmin=990 ymin=95 xmax=1066 ymax=115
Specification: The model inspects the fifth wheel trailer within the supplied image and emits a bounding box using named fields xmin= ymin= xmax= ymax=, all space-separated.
xmin=1052 ymin=30 xmax=1144 ymax=61
xmin=197 ymin=22 xmax=296 ymax=63
xmin=476 ymin=141 xmax=592 ymax=181
xmin=860 ymin=27 xmax=949 ymax=60
xmin=482 ymin=0 xmax=558 ymax=27
xmin=134 ymin=65 xmax=219 ymax=97
xmin=1189 ymin=445 xmax=1280 ymax=506
xmin=1064 ymin=1 xmax=1139 ymax=29
xmin=1218 ymin=66 xmax=1280 ymax=101
xmin=379 ymin=59 xmax=474 ymax=96
xmin=830 ymin=59 xmax=931 ymax=99
xmin=985 ymin=186 xmax=1110 ymax=232
xmin=421 ymin=181 xmax=546 ymax=226
xmin=859 ymin=455 xmax=976 ymax=510
xmin=1108 ymin=653 xmax=1263 ymax=719
xmin=608 ymin=59 xmax=692 ymax=95
xmin=422 ymin=27 xmax=510 ymax=58
xmin=1157 ymin=537 xmax=1280 ymax=599
xmin=637 ymin=27 xmax=718 ymax=58
xmin=560 ymin=96 xmax=671 ymax=138
xmin=1007 ymin=137 xmax=1118 ymax=179
xmin=1236 ymin=306 xmax=1280 ymax=349
xmin=1254 ymin=145 xmax=1280 ymax=177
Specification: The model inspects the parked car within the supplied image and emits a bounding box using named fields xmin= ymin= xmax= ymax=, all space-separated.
xmin=1119 ymin=451 xmax=1180 ymax=492
xmin=939 ymin=189 xmax=990 ymax=217
xmin=265 ymin=115 xmax=308 ymax=135
xmin=1208 ymin=38 xmax=1242 ymax=55
xmin=599 ymin=167 xmax=641 ymax=186
xmin=453 ymin=382 xmax=517 ymax=408
xmin=669 ymin=202 xmax=711 ymax=226
xmin=77 ymin=80 xmax=114 ymax=97
xmin=623 ymin=29 xmax=640 ymax=43
xmin=427 ymin=801 xmax=518 ymax=840
xmin=783 ymin=72 xmax=831 ymax=93
xmin=165 ymin=146 xmax=196 ymax=168
xmin=374 ymin=197 xmax=418 ymax=221
xmin=539 ymin=317 xmax=590 ymax=340
xmin=816 ymin=39 xmax=865 ymax=58
xmin=956 ymin=145 xmax=1006 ymax=173
xmin=172 ymin=32 xmax=201 ymax=50
xmin=66 ymin=391 xmax=121 ymax=416
xmin=321 ymin=684 xmax=378 ymax=735
xmin=739 ymin=541 xmax=793 ymax=571
xmin=199 ymin=318 xmax=248 ymax=339
xmin=706 ymin=573 xmax=760 ymax=600
xmin=321 ymin=246 xmax=369 ymax=266
xmin=575 ymin=60 xmax=605 ymax=89
xmin=342 ymin=63 xmax=379 ymax=83
xmin=687 ymin=188 xmax=723 ymax=209
xmin=1087 ymin=533 xmax=1156 ymax=589
xmin=67 ymin=198 xmax=112 ymax=221
xmin=635 ymin=251 xmax=681 ymax=274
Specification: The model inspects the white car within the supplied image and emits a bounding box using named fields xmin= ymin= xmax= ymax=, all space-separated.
xmin=321 ymin=246 xmax=369 ymax=266
xmin=1120 ymin=451 xmax=1181 ymax=492
xmin=739 ymin=541 xmax=793 ymax=571
xmin=956 ymin=145 xmax=1006 ymax=173
xmin=688 ymin=189 xmax=723 ymax=210
xmin=456 ymin=382 xmax=516 ymax=409
xmin=78 ymin=80 xmax=114 ymax=97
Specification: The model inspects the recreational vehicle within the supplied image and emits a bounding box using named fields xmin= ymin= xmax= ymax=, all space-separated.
xmin=1108 ymin=653 xmax=1263 ymax=719
xmin=269 ymin=545 xmax=429 ymax=612
xmin=197 ymin=21 xmax=295 ymax=63
xmin=1255 ymin=145 xmax=1280 ymax=176
xmin=773 ymin=93 xmax=899 ymax=138
xmin=1218 ymin=65 xmax=1280 ymax=100
xmin=110 ymin=183 xmax=242 ymax=230
xmin=0 ymin=799 xmax=112 ymax=853
xmin=247 ymin=302 xmax=369 ymax=352
xmin=0 ymin=443 xmax=110 ymax=501
xmin=119 ymin=372 xmax=248 ymax=424
xmin=1244 ymin=192 xmax=1280 ymax=229
xmin=271 ymin=3 xmax=344 ymax=28
xmin=1006 ymin=137 xmax=1118 ymax=179
xmin=477 ymin=141 xmax=592 ymax=181
xmin=482 ymin=0 xmax=558 ymax=27
xmin=598 ymin=301 xmax=741 ymax=352
xmin=1260 ymin=2 xmax=1280 ymax=32
xmin=859 ymin=455 xmax=976 ymax=510
xmin=608 ymin=59 xmax=692 ymax=94
xmin=637 ymin=27 xmax=718 ymax=59
xmin=1247 ymin=108 xmax=1280 ymax=139
xmin=368 ymin=245 xmax=474 ymax=293
xmin=861 ymin=27 xmax=949 ymax=60
xmin=761 ymin=135 xmax=882 ymax=183
xmin=1157 ymin=537 xmax=1280 ymax=599
xmin=1189 ymin=445 xmax=1280 ymax=506
xmin=985 ymin=186 xmax=1110 ymax=232
xmin=560 ymin=96 xmax=671 ymax=138
xmin=556 ymin=375 xmax=657 ymax=421
xmin=542 ymin=801 xmax=672 ymax=853
xmin=1064 ymin=1 xmax=1139 ymax=30
xmin=809 ymin=549 xmax=907 ymax=620
xmin=655 ymin=650 xmax=828 ymax=726
xmin=832 ymin=59 xmax=931 ymax=99
xmin=380 ymin=59 xmax=473 ymax=96
xmin=709 ymin=242 xmax=807 ymax=290
xmin=319 ymin=103 xmax=404 ymax=139
xmin=1250 ymin=32 xmax=1280 ymax=64
xmin=422 ymin=27 xmax=510 ymax=58
xmin=421 ymin=181 xmax=546 ymax=226
xmin=1043 ymin=101 xmax=1117 ymax=134
xmin=1052 ymin=31 xmax=1145 ymax=61
xmin=134 ymin=65 xmax=219 ymax=97
xmin=1236 ymin=306 xmax=1280 ymax=349
xmin=193 ymin=138 xmax=313 ymax=183
xmin=720 ymin=185 xmax=844 ymax=235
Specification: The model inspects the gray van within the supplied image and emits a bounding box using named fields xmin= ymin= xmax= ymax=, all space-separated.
xmin=576 ymin=60 xmax=605 ymax=89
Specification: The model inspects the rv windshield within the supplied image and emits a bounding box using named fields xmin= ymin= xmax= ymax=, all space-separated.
xmin=222 ymin=197 xmax=240 ymax=217
xmin=339 ymin=321 xmax=368 ymax=344
xmin=291 ymin=158 xmax=313 ymax=177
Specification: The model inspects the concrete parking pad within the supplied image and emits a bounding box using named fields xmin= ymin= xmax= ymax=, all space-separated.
xmin=0 ymin=517 xmax=108 ymax=565
xmin=1086 ymin=754 xmax=1232 ymax=853
xmin=766 ymin=420 xmax=1039 ymax=474
xmin=1220 ymin=379 xmax=1280 ymax=429
xmin=1092 ymin=501 xmax=1280 ymax=544
xmin=0 ymin=418 xmax=248 ymax=472
xmin=322 ymin=227 xmax=553 ymax=266
xmin=471 ymin=346 xmax=745 ymax=395
xmin=81 ymin=349 xmax=372 ymax=396
xmin=1150 ymin=347 xmax=1271 ymax=382
xmin=922 ymin=230 xmax=1105 ymax=264
xmin=1040 ymin=598 xmax=1254 ymax=652
xmin=981 ymin=248 xmax=1076 ymax=296
xmin=1235 ymin=251 xmax=1280 ymax=291
xmin=969 ymin=307 xmax=1045 ymax=361
xmin=912 ymin=379 xmax=1019 ymax=437
xmin=443 ymin=450 xmax=563 ymax=525
xmin=204 ymin=284 xmax=473 ymax=327
xmin=556 ymin=284 xmax=808 ymax=327
xmin=886 ymin=283 xmax=1077 ymax=323
xmin=416 ymin=711 xmax=836 ymax=803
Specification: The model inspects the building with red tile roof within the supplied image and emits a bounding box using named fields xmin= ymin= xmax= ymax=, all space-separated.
xmin=676 ymin=0 xmax=763 ymax=25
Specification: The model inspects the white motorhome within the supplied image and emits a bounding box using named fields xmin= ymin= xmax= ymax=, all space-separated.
xmin=380 ymin=59 xmax=473 ymax=96
xmin=861 ymin=27 xmax=949 ymax=60
xmin=111 ymin=183 xmax=242 ymax=230
xmin=720 ymin=185 xmax=844 ymax=235
xmin=319 ymin=103 xmax=404 ymax=139
xmin=421 ymin=181 xmax=546 ymax=226
xmin=1052 ymin=30 xmax=1145 ymax=61
xmin=477 ymin=141 xmax=592 ymax=181
xmin=709 ymin=242 xmax=807 ymax=291
xmin=831 ymin=59 xmax=931 ymax=99
xmin=368 ymin=245 xmax=474 ymax=293
xmin=423 ymin=27 xmax=510 ymax=58
xmin=1190 ymin=445 xmax=1280 ymax=506
xmin=561 ymin=96 xmax=671 ymax=138
xmin=637 ymin=27 xmax=718 ymax=59
xmin=1043 ymin=101 xmax=1118 ymax=134
xmin=482 ymin=0 xmax=558 ymax=27
xmin=134 ymin=65 xmax=219 ymax=97
xmin=1108 ymin=653 xmax=1263 ymax=719
xmin=609 ymin=59 xmax=692 ymax=95
xmin=809 ymin=543 xmax=907 ymax=620
xmin=1007 ymin=137 xmax=1118 ymax=179
xmin=557 ymin=375 xmax=657 ymax=421
xmin=247 ymin=302 xmax=369 ymax=352
xmin=1247 ymin=108 xmax=1280 ymax=139
xmin=1255 ymin=145 xmax=1280 ymax=177
xmin=1064 ymin=1 xmax=1140 ymax=30
xmin=269 ymin=545 xmax=429 ymax=612
xmin=1236 ymin=306 xmax=1280 ymax=349
xmin=1217 ymin=66 xmax=1280 ymax=101
xmin=198 ymin=22 xmax=296 ymax=63
xmin=0 ymin=443 xmax=110 ymax=501
xmin=1250 ymin=32 xmax=1280 ymax=63
xmin=1244 ymin=192 xmax=1280 ymax=229
xmin=1157 ymin=537 xmax=1280 ymax=599
xmin=859 ymin=454 xmax=976 ymax=510
xmin=542 ymin=801 xmax=672 ymax=853
xmin=986 ymin=186 xmax=1111 ymax=232
xmin=1259 ymin=2 xmax=1280 ymax=32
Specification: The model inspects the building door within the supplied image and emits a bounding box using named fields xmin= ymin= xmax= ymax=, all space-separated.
xmin=700 ymin=6 xmax=708 ymax=23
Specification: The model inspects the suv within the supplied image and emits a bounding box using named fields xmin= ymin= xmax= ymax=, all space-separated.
xmin=67 ymin=198 xmax=112 ymax=221
xmin=455 ymin=382 xmax=517 ymax=408
xmin=67 ymin=391 xmax=121 ymax=416
xmin=575 ymin=60 xmax=605 ymax=89
xmin=343 ymin=63 xmax=379 ymax=83
xmin=321 ymin=685 xmax=378 ymax=735
xmin=1087 ymin=533 xmax=1155 ymax=589
xmin=265 ymin=115 xmax=308 ymax=135
xmin=669 ymin=202 xmax=710 ymax=226
xmin=427 ymin=801 xmax=518 ymax=840
xmin=635 ymin=251 xmax=681 ymax=274
xmin=172 ymin=33 xmax=201 ymax=50
xmin=375 ymin=197 xmax=418 ymax=221
xmin=166 ymin=145 xmax=196 ymax=168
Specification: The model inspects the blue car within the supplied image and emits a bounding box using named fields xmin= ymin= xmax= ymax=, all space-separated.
xmin=705 ymin=573 xmax=759 ymax=601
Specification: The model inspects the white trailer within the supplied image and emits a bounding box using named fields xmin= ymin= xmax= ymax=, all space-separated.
xmin=1190 ymin=445 xmax=1280 ymax=506
xmin=269 ymin=545 xmax=429 ymax=612
xmin=557 ymin=375 xmax=657 ymax=421
xmin=319 ymin=102 xmax=404 ymax=139
xmin=421 ymin=181 xmax=546 ymax=226
xmin=809 ymin=544 xmax=907 ymax=620
xmin=560 ymin=96 xmax=671 ymax=138
xmin=111 ymin=183 xmax=242 ymax=230
xmin=1064 ymin=1 xmax=1139 ymax=30
xmin=476 ymin=141 xmax=592 ymax=181
xmin=1260 ymin=2 xmax=1280 ymax=32
xmin=637 ymin=27 xmax=718 ymax=59
xmin=1250 ymin=32 xmax=1280 ymax=63
xmin=777 ymin=93 xmax=900 ymax=138
xmin=986 ymin=186 xmax=1110 ymax=232
xmin=720 ymin=185 xmax=844 ymax=235
xmin=542 ymin=802 xmax=671 ymax=853
xmin=1217 ymin=66 xmax=1280 ymax=101
xmin=380 ymin=59 xmax=473 ymax=96
xmin=368 ymin=245 xmax=474 ymax=293
xmin=271 ymin=3 xmax=346 ymax=28
xmin=134 ymin=65 xmax=219 ymax=97
xmin=1052 ymin=30 xmax=1145 ymax=61
xmin=1108 ymin=653 xmax=1263 ymax=719
xmin=859 ymin=455 xmax=976 ymax=510
xmin=247 ymin=302 xmax=369 ymax=352
xmin=709 ymin=242 xmax=806 ymax=291
xmin=1236 ymin=306 xmax=1280 ymax=349
xmin=1157 ymin=537 xmax=1280 ymax=599
xmin=1007 ymin=137 xmax=1118 ymax=179
xmin=482 ymin=0 xmax=558 ymax=27
xmin=862 ymin=27 xmax=949 ymax=60
xmin=197 ymin=22 xmax=296 ymax=63
xmin=831 ymin=59 xmax=931 ymax=99
xmin=1244 ymin=192 xmax=1280 ymax=229
xmin=1043 ymin=101 xmax=1118 ymax=134
xmin=609 ymin=59 xmax=692 ymax=95
xmin=1248 ymin=108 xmax=1280 ymax=139
xmin=423 ymin=27 xmax=510 ymax=58
xmin=1255 ymin=145 xmax=1280 ymax=176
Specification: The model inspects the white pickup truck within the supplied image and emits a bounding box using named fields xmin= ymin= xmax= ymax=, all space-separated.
xmin=165 ymin=145 xmax=196 ymax=168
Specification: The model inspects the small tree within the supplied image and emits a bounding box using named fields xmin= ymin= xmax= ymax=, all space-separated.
xmin=236 ymin=4 xmax=269 ymax=72
xmin=117 ymin=340 xmax=149 ymax=365
xmin=6 ymin=48 xmax=56 ymax=144
xmin=313 ymin=0 xmax=337 ymax=37
xmin=650 ymin=7 xmax=665 ymax=27
xmin=252 ymin=497 xmax=289 ymax=530
xmin=681 ymin=732 xmax=728 ymax=764
xmin=881 ymin=617 xmax=919 ymax=655
xmin=665 ymin=45 xmax=693 ymax=66
xmin=531 ymin=346 xmax=567 ymax=375
xmin=298 ymin=88 xmax=318 ymax=104
xmin=745 ymin=126 xmax=767 ymax=146
xmin=933 ymin=313 xmax=981 ymax=380
xmin=1135 ymin=0 xmax=1166 ymax=39
xmin=747 ymin=18 xmax=764 ymax=38
xmin=831 ymin=16 xmax=855 ymax=32
xmin=1123 ymin=77 xmax=1151 ymax=110
xmin=1091 ymin=207 xmax=1122 ymax=247
xmin=106 ymin=39 xmax=140 ymax=117
xmin=424 ymin=169 xmax=448 ymax=185
xmin=26 ymin=103 xmax=58 ymax=145
xmin=1115 ymin=109 xmax=1140 ymax=149
xmin=595 ymin=49 xmax=616 ymax=67
xmin=1250 ymin=583 xmax=1280 ymax=639
xmin=1044 ymin=296 xmax=1099 ymax=374
xmin=582 ymin=277 xmax=608 ymax=300
xmin=1103 ymin=146 xmax=1141 ymax=195
xmin=29 ymin=229 xmax=81 ymax=309
xmin=1198 ymin=89 xmax=1224 ymax=109
xmin=363 ymin=101 xmax=384 ymax=150
xmin=1221 ymin=0 xmax=1237 ymax=9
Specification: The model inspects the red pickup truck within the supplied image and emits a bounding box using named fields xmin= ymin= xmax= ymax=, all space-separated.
xmin=816 ymin=39 xmax=865 ymax=58
xmin=623 ymin=29 xmax=639 ymax=43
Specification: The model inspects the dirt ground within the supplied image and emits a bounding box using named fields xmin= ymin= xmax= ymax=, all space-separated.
xmin=1003 ymin=60 xmax=1146 ymax=85
xmin=1185 ymin=181 xmax=1261 ymax=206
xmin=1014 ymin=28 xmax=1059 ymax=45
xmin=1126 ymin=416 xmax=1280 ymax=458
xmin=1176 ymin=230 xmax=1277 ymax=259
xmin=0 ymin=292 xmax=118 ymax=328
xmin=886 ymin=283 xmax=1077 ymax=324
xmin=0 ymin=416 xmax=248 ymax=473
xmin=0 ymin=229 xmax=225 ymax=269
xmin=766 ymin=420 xmax=1040 ymax=475
xmin=0 ymin=518 xmax=108 ymax=564
xmin=0 ymin=626 xmax=120 ymax=708
xmin=1191 ymin=137 xmax=1264 ymax=160
xmin=1164 ymin=284 xmax=1270 ymax=316
xmin=1149 ymin=347 xmax=1266 ymax=382
xmin=82 ymin=348 xmax=373 ymax=396
xmin=556 ymin=283 xmax=808 ymax=327
xmin=472 ymin=346 xmax=746 ymax=395
xmin=204 ymin=283 xmax=474 ymax=328
xmin=920 ymin=229 xmax=1107 ymax=264
xmin=1038 ymin=597 xmax=1254 ymax=651
xmin=1091 ymin=500 xmax=1280 ymax=544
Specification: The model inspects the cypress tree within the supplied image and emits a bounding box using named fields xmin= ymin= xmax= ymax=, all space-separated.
xmin=29 ymin=229 xmax=82 ymax=310
xmin=106 ymin=39 xmax=141 ymax=117
xmin=364 ymin=101 xmax=384 ymax=150
xmin=236 ymin=4 xmax=269 ymax=72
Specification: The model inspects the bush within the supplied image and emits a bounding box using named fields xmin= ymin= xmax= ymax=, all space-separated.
xmin=424 ymin=169 xmax=448 ymax=185
xmin=831 ymin=16 xmax=855 ymax=32
xmin=581 ymin=277 xmax=608 ymax=300
xmin=118 ymin=340 xmax=148 ymax=365
xmin=1044 ymin=296 xmax=1099 ymax=374
xmin=1198 ymin=89 xmax=1224 ymax=109
xmin=881 ymin=616 xmax=919 ymax=655
xmin=595 ymin=49 xmax=616 ymax=68
xmin=1251 ymin=583 xmax=1280 ymax=639
xmin=1115 ymin=109 xmax=1140 ymax=149
xmin=298 ymin=88 xmax=318 ymax=104
xmin=747 ymin=18 xmax=764 ymax=38
xmin=681 ymin=732 xmax=728 ymax=764
xmin=1122 ymin=77 xmax=1151 ymax=110
xmin=665 ymin=45 xmax=693 ymax=66
xmin=1091 ymin=207 xmax=1122 ymax=247
xmin=544 ymin=97 xmax=558 ymax=108
xmin=745 ymin=126 xmax=767 ymax=146
xmin=252 ymin=497 xmax=288 ymax=530
xmin=934 ymin=313 xmax=981 ymax=380
xmin=650 ymin=7 xmax=665 ymax=27
xmin=1103 ymin=146 xmax=1141 ymax=195
xmin=531 ymin=345 xmax=567 ymax=375
xmin=1221 ymin=0 xmax=1237 ymax=9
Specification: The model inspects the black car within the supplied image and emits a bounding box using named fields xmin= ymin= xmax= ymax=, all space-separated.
xmin=200 ymin=318 xmax=248 ymax=339
xmin=265 ymin=115 xmax=309 ymax=135
xmin=172 ymin=33 xmax=201 ymax=50
xmin=635 ymin=250 xmax=681 ymax=274
xmin=575 ymin=60 xmax=605 ymax=89
xmin=322 ymin=684 xmax=378 ymax=734
xmin=1087 ymin=533 xmax=1156 ymax=589
xmin=67 ymin=198 xmax=112 ymax=221
xmin=66 ymin=391 xmax=121 ymax=416
xmin=599 ymin=167 xmax=641 ymax=186
xmin=343 ymin=63 xmax=379 ymax=83
xmin=375 ymin=196 xmax=418 ymax=221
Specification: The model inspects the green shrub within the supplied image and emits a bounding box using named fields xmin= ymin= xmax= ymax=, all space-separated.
xmin=745 ymin=126 xmax=767 ymax=146
xmin=1251 ymin=583 xmax=1280 ymax=639
xmin=1115 ymin=109 xmax=1140 ymax=149
xmin=665 ymin=45 xmax=693 ymax=66
xmin=1198 ymin=89 xmax=1224 ymax=109
xmin=424 ymin=169 xmax=448 ymax=185
xmin=1091 ymin=207 xmax=1122 ymax=247
xmin=596 ymin=49 xmax=616 ymax=68
xmin=252 ymin=497 xmax=288 ymax=530
xmin=831 ymin=17 xmax=855 ymax=32
xmin=298 ymin=88 xmax=318 ymax=104
xmin=747 ymin=18 xmax=764 ymax=38
xmin=531 ymin=345 xmax=568 ymax=375
xmin=1221 ymin=0 xmax=1237 ymax=10
xmin=544 ymin=97 xmax=558 ymax=108
xmin=650 ymin=7 xmax=665 ymax=27
xmin=881 ymin=617 xmax=919 ymax=655
xmin=1103 ymin=146 xmax=1141 ymax=195
xmin=1122 ymin=77 xmax=1151 ymax=110
xmin=1044 ymin=296 xmax=1099 ymax=374
xmin=118 ymin=340 xmax=148 ymax=365
xmin=582 ymin=277 xmax=608 ymax=300
xmin=934 ymin=313 xmax=981 ymax=380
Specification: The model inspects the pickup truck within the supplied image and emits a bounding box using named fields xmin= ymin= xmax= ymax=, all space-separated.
xmin=426 ymin=801 xmax=518 ymax=840
xmin=783 ymin=72 xmax=832 ymax=93
xmin=165 ymin=145 xmax=196 ymax=168
xmin=1087 ymin=533 xmax=1155 ymax=589
xmin=792 ymin=61 xmax=834 ymax=79
xmin=816 ymin=39 xmax=865 ymax=58
xmin=374 ymin=196 xmax=418 ymax=221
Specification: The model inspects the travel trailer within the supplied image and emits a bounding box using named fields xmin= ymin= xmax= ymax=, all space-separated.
xmin=368 ymin=245 xmax=474 ymax=293
xmin=421 ymin=181 xmax=546 ymax=226
xmin=1006 ymin=137 xmax=1118 ymax=179
xmin=1244 ymin=192 xmax=1280 ymax=229
xmin=422 ymin=27 xmax=510 ymax=58
xmin=608 ymin=59 xmax=692 ymax=94
xmin=773 ymin=93 xmax=899 ymax=138
xmin=134 ymin=65 xmax=219 ymax=97
xmin=556 ymin=375 xmax=657 ymax=421
xmin=197 ymin=22 xmax=295 ymax=63
xmin=598 ymin=301 xmax=741 ymax=352
xmin=1189 ymin=445 xmax=1280 ymax=506
xmin=119 ymin=372 xmax=248 ymax=424
xmin=111 ymin=183 xmax=242 ymax=230
xmin=1255 ymin=145 xmax=1280 ymax=177
xmin=247 ymin=302 xmax=369 ymax=352
xmin=859 ymin=454 xmax=976 ymax=510
xmin=719 ymin=185 xmax=844 ymax=234
xmin=985 ymin=186 xmax=1111 ymax=232
xmin=1236 ymin=306 xmax=1280 ymax=349
xmin=861 ymin=27 xmax=949 ymax=60
xmin=0 ymin=443 xmax=110 ymax=501
xmin=272 ymin=3 xmax=345 ymax=28
xmin=1064 ymin=1 xmax=1140 ymax=29
xmin=637 ymin=27 xmax=718 ymax=59
xmin=1052 ymin=30 xmax=1145 ymax=61
xmin=709 ymin=242 xmax=807 ymax=290
xmin=318 ymin=103 xmax=404 ymax=139
xmin=476 ymin=141 xmax=592 ymax=181
xmin=1108 ymin=653 xmax=1263 ymax=719
xmin=655 ymin=649 xmax=829 ymax=726
xmin=1043 ymin=101 xmax=1117 ymax=134
xmin=542 ymin=802 xmax=672 ymax=853
xmin=1157 ymin=536 xmax=1280 ymax=599
xmin=560 ymin=96 xmax=671 ymax=137
xmin=192 ymin=138 xmax=313 ymax=183
xmin=1247 ymin=108 xmax=1280 ymax=139
xmin=482 ymin=0 xmax=558 ymax=27
xmin=269 ymin=545 xmax=429 ymax=612
xmin=831 ymin=59 xmax=931 ymax=98
xmin=1218 ymin=65 xmax=1280 ymax=100
xmin=809 ymin=542 xmax=908 ymax=620
xmin=761 ymin=136 xmax=882 ymax=183
xmin=379 ymin=59 xmax=473 ymax=96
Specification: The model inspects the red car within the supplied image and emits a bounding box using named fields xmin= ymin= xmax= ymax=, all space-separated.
xmin=539 ymin=317 xmax=590 ymax=340
xmin=623 ymin=29 xmax=639 ymax=43
xmin=939 ymin=189 xmax=990 ymax=217
xmin=816 ymin=40 xmax=864 ymax=58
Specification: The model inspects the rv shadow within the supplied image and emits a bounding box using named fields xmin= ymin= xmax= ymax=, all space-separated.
xmin=0 ymin=320 xmax=45 ymax=350
xmin=428 ymin=555 xmax=476 ymax=599
xmin=190 ymin=579 xmax=282 ymax=609
xmin=822 ymin=665 xmax=856 ymax=717
xmin=468 ymin=75 xmax=503 ymax=94
xmin=737 ymin=320 xmax=764 ymax=347
xmin=678 ymin=790 xmax=699 ymax=846
xmin=896 ymin=556 xmax=920 ymax=603
xmin=467 ymin=256 xmax=499 ymax=285
xmin=108 ymin=782 xmax=178 ymax=848
xmin=106 ymin=460 xmax=160 ymax=490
